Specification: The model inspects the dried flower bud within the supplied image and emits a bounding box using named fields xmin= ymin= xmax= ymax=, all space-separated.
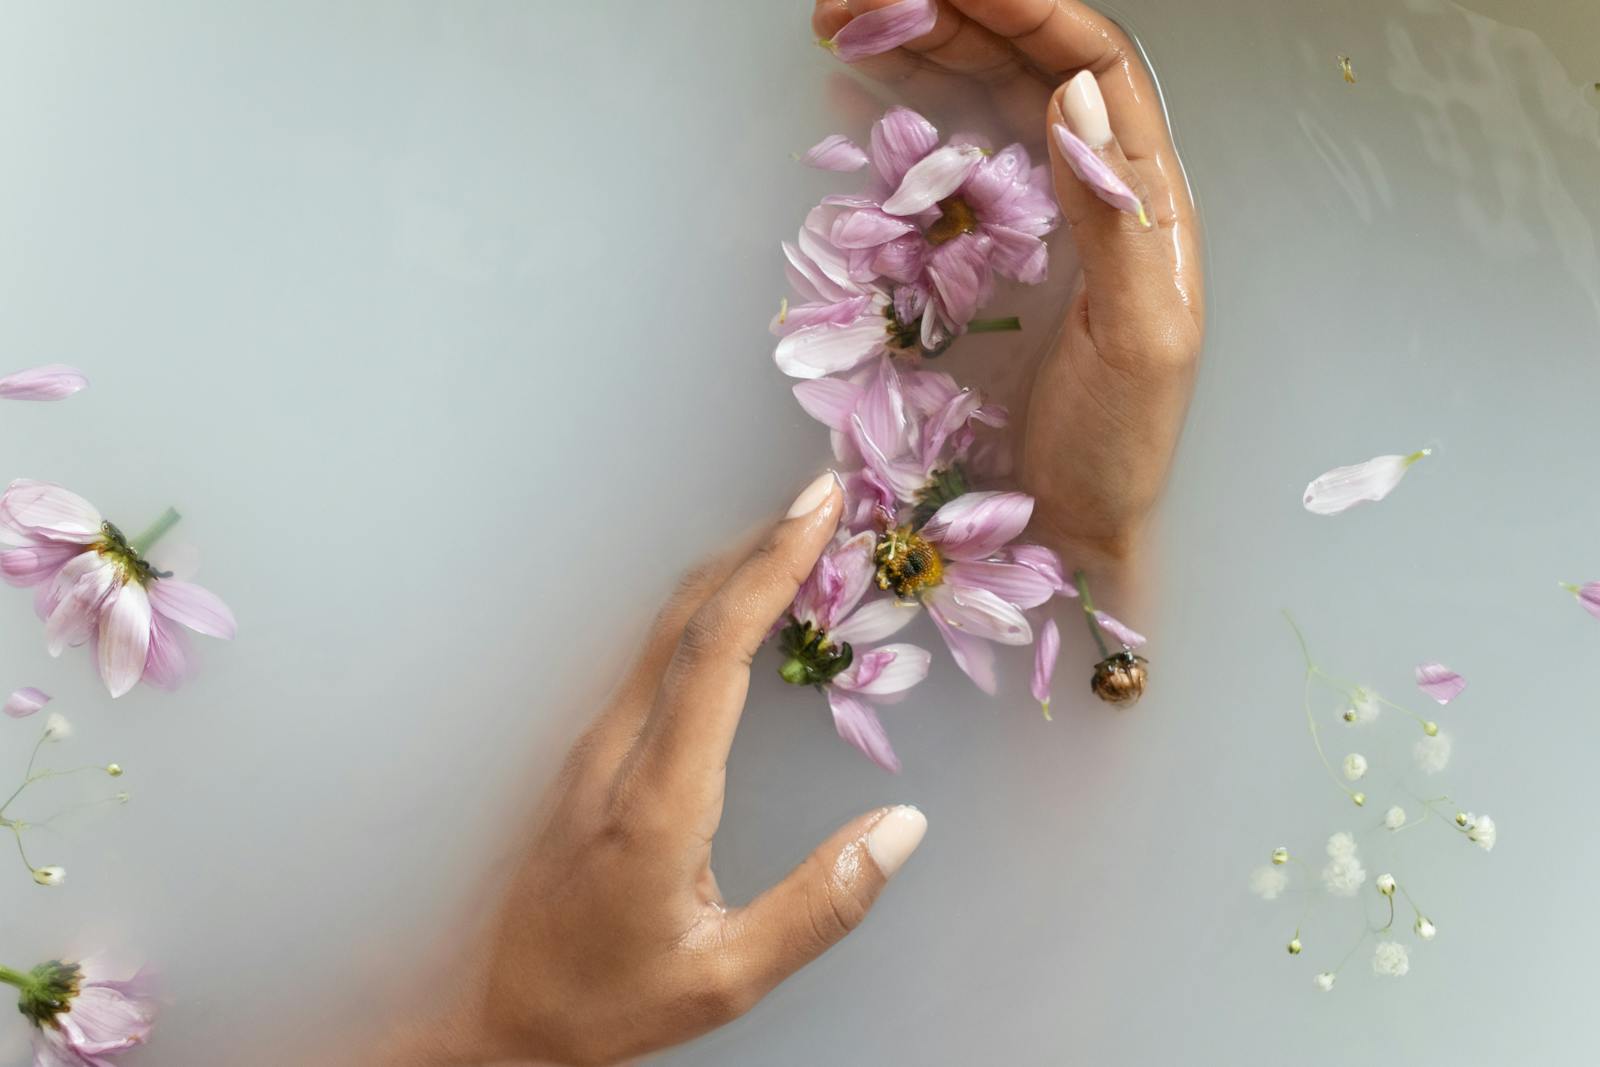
xmin=1091 ymin=652 xmax=1148 ymax=706
xmin=1271 ymin=847 xmax=1289 ymax=865
xmin=1351 ymin=792 xmax=1366 ymax=807
xmin=105 ymin=763 xmax=123 ymax=777
xmin=1342 ymin=708 xmax=1357 ymax=723
xmin=1423 ymin=720 xmax=1439 ymax=736
xmin=1287 ymin=936 xmax=1303 ymax=955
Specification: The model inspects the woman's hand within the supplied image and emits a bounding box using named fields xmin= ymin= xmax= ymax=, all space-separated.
xmin=813 ymin=0 xmax=1206 ymax=572
xmin=384 ymin=474 xmax=927 ymax=1067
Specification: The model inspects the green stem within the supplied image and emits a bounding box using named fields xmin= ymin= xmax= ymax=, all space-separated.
xmin=0 ymin=965 xmax=31 ymax=991
xmin=1073 ymin=571 xmax=1110 ymax=658
xmin=130 ymin=507 xmax=181 ymax=556
xmin=966 ymin=316 xmax=1022 ymax=334
xmin=1282 ymin=611 xmax=1315 ymax=672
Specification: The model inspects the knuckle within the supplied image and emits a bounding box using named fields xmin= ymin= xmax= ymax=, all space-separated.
xmin=677 ymin=604 xmax=732 ymax=663
xmin=808 ymin=871 xmax=869 ymax=945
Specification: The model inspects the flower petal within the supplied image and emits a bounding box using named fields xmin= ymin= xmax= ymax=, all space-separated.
xmin=927 ymin=584 xmax=1032 ymax=645
xmin=1051 ymin=122 xmax=1146 ymax=219
xmin=1574 ymin=581 xmax=1600 ymax=619
xmin=1032 ymin=618 xmax=1061 ymax=713
xmin=147 ymin=579 xmax=236 ymax=639
xmin=930 ymin=608 xmax=997 ymax=694
xmin=921 ymin=491 xmax=1034 ymax=561
xmin=827 ymin=690 xmax=901 ymax=773
xmin=869 ymin=106 xmax=940 ymax=189
xmin=1093 ymin=610 xmax=1146 ymax=649
xmin=142 ymin=611 xmax=189 ymax=690
xmin=799 ymin=133 xmax=869 ymax=172
xmin=0 ymin=479 xmax=104 ymax=544
xmin=943 ymin=560 xmax=1055 ymax=609
xmin=835 ymin=642 xmax=931 ymax=697
xmin=791 ymin=376 xmax=864 ymax=431
xmin=0 ymin=542 xmax=84 ymax=587
xmin=1414 ymin=662 xmax=1466 ymax=705
xmin=924 ymin=231 xmax=995 ymax=329
xmin=772 ymin=295 xmax=874 ymax=337
xmin=830 ymin=208 xmax=917 ymax=250
xmin=882 ymin=143 xmax=985 ymax=216
xmin=825 ymin=0 xmax=937 ymax=63
xmin=3 ymin=687 xmax=50 ymax=718
xmin=1302 ymin=450 xmax=1431 ymax=515
xmin=831 ymin=597 xmax=920 ymax=645
xmin=774 ymin=319 xmax=886 ymax=379
xmin=0 ymin=363 xmax=88 ymax=401
xmin=997 ymin=543 xmax=1072 ymax=596
xmin=44 ymin=555 xmax=116 ymax=655
xmin=98 ymin=581 xmax=153 ymax=698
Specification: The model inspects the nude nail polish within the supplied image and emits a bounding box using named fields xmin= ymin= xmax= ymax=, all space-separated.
xmin=785 ymin=470 xmax=838 ymax=519
xmin=1063 ymin=69 xmax=1113 ymax=148
xmin=866 ymin=805 xmax=927 ymax=878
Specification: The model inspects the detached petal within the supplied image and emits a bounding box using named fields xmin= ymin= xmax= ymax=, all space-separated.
xmin=147 ymin=578 xmax=236 ymax=639
xmin=1570 ymin=581 xmax=1600 ymax=620
xmin=827 ymin=690 xmax=901 ymax=773
xmin=1051 ymin=123 xmax=1147 ymax=220
xmin=831 ymin=597 xmax=920 ymax=645
xmin=0 ymin=364 xmax=88 ymax=401
xmin=1303 ymin=450 xmax=1431 ymax=515
xmin=922 ymin=490 xmax=1034 ymax=561
xmin=1032 ymin=619 xmax=1061 ymax=715
xmin=798 ymin=134 xmax=869 ymax=172
xmin=774 ymin=319 xmax=886 ymax=379
xmin=3 ymin=686 xmax=50 ymax=718
xmin=1093 ymin=610 xmax=1146 ymax=649
xmin=824 ymin=0 xmax=937 ymax=63
xmin=1415 ymin=662 xmax=1466 ymax=705
xmin=98 ymin=582 xmax=153 ymax=698
xmin=882 ymin=144 xmax=984 ymax=216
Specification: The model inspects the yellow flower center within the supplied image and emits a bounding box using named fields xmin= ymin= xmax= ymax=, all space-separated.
xmin=926 ymin=196 xmax=979 ymax=246
xmin=875 ymin=527 xmax=943 ymax=598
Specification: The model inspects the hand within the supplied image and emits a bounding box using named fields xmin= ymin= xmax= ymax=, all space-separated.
xmin=382 ymin=474 xmax=928 ymax=1067
xmin=813 ymin=0 xmax=1206 ymax=572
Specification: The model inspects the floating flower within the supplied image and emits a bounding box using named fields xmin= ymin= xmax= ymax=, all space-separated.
xmin=1032 ymin=617 xmax=1060 ymax=719
xmin=1414 ymin=662 xmax=1466 ymax=705
xmin=1302 ymin=449 xmax=1431 ymax=515
xmin=1376 ymin=873 xmax=1396 ymax=896
xmin=1342 ymin=752 xmax=1368 ymax=781
xmin=1322 ymin=833 xmax=1366 ymax=896
xmin=779 ymin=532 xmax=927 ymax=772
xmin=1413 ymin=731 xmax=1452 ymax=774
xmin=1384 ymin=805 xmax=1406 ymax=830
xmin=0 ymin=481 xmax=235 ymax=697
xmin=31 ymin=866 xmax=63 ymax=887
xmin=1372 ymin=940 xmax=1410 ymax=977
xmin=0 ymin=364 xmax=88 ymax=401
xmin=1346 ymin=686 xmax=1380 ymax=724
xmin=821 ymin=0 xmax=936 ymax=62
xmin=3 ymin=956 xmax=157 ymax=1064
xmin=4 ymin=687 xmax=50 ymax=719
xmin=1249 ymin=864 xmax=1288 ymax=901
xmin=1465 ymin=813 xmax=1496 ymax=852
xmin=798 ymin=134 xmax=868 ymax=172
xmin=1415 ymin=916 xmax=1437 ymax=940
xmin=1314 ymin=972 xmax=1336 ymax=992
xmin=1560 ymin=581 xmax=1600 ymax=620
xmin=42 ymin=712 xmax=71 ymax=742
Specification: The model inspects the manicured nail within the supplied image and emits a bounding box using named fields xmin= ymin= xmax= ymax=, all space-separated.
xmin=1063 ymin=70 xmax=1113 ymax=148
xmin=785 ymin=470 xmax=838 ymax=519
xmin=866 ymin=805 xmax=927 ymax=878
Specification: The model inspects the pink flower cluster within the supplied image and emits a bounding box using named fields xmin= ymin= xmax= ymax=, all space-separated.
xmin=770 ymin=108 xmax=1081 ymax=772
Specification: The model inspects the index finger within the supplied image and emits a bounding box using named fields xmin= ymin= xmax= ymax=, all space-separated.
xmin=622 ymin=472 xmax=843 ymax=812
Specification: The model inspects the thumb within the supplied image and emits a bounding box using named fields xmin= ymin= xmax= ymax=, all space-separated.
xmin=726 ymin=805 xmax=927 ymax=992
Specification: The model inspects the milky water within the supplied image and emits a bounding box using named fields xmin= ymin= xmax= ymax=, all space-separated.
xmin=0 ymin=2 xmax=1595 ymax=1064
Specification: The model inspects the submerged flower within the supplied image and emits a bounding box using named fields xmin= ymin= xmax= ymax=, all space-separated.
xmin=4 ymin=687 xmax=50 ymax=719
xmin=779 ymin=532 xmax=928 ymax=772
xmin=0 ymin=481 xmax=236 ymax=697
xmin=0 ymin=365 xmax=88 ymax=401
xmin=1415 ymin=662 xmax=1466 ymax=704
xmin=1342 ymin=752 xmax=1368 ymax=781
xmin=13 ymin=957 xmax=157 ymax=1064
xmin=1376 ymin=873 xmax=1396 ymax=896
xmin=1372 ymin=940 xmax=1410 ymax=977
xmin=821 ymin=0 xmax=936 ymax=62
xmin=1302 ymin=449 xmax=1431 ymax=515
xmin=1249 ymin=864 xmax=1288 ymax=901
xmin=1413 ymin=731 xmax=1452 ymax=774
xmin=1415 ymin=916 xmax=1437 ymax=940
xmin=1465 ymin=813 xmax=1497 ymax=852
xmin=1384 ymin=805 xmax=1407 ymax=830
xmin=31 ymin=866 xmax=64 ymax=887
xmin=1314 ymin=972 xmax=1336 ymax=992
xmin=798 ymin=134 xmax=868 ymax=172
xmin=1326 ymin=833 xmax=1356 ymax=858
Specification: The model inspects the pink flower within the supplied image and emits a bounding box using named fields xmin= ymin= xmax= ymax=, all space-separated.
xmin=876 ymin=491 xmax=1056 ymax=694
xmin=821 ymin=0 xmax=937 ymax=62
xmin=23 ymin=958 xmax=157 ymax=1066
xmin=781 ymin=533 xmax=929 ymax=772
xmin=0 ymin=481 xmax=235 ymax=697
xmin=0 ymin=365 xmax=88 ymax=402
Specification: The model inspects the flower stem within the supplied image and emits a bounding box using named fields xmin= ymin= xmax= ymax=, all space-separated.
xmin=0 ymin=965 xmax=31 ymax=991
xmin=130 ymin=507 xmax=181 ymax=556
xmin=966 ymin=316 xmax=1022 ymax=334
xmin=1073 ymin=571 xmax=1110 ymax=658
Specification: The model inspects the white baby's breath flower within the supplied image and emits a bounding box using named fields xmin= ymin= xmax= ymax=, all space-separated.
xmin=1250 ymin=864 xmax=1289 ymax=901
xmin=1350 ymin=687 xmax=1380 ymax=724
xmin=1413 ymin=731 xmax=1452 ymax=774
xmin=1322 ymin=854 xmax=1367 ymax=897
xmin=1384 ymin=805 xmax=1407 ymax=830
xmin=1467 ymin=813 xmax=1497 ymax=852
xmin=1372 ymin=940 xmax=1410 ymax=977
xmin=1326 ymin=832 xmax=1357 ymax=859
xmin=31 ymin=865 xmax=64 ymax=886
xmin=42 ymin=712 xmax=71 ymax=742
xmin=1376 ymin=873 xmax=1396 ymax=896
xmin=1342 ymin=753 xmax=1368 ymax=781
xmin=1415 ymin=916 xmax=1437 ymax=940
xmin=1314 ymin=971 xmax=1336 ymax=992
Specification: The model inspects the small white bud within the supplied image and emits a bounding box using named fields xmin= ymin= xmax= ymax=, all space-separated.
xmin=1376 ymin=873 xmax=1396 ymax=896
xmin=1415 ymin=916 xmax=1437 ymax=940
xmin=1352 ymin=792 xmax=1366 ymax=807
xmin=1423 ymin=720 xmax=1439 ymax=736
xmin=1384 ymin=805 xmax=1406 ymax=830
xmin=1342 ymin=708 xmax=1357 ymax=723
xmin=31 ymin=865 xmax=64 ymax=886
xmin=1314 ymin=971 xmax=1336 ymax=992
xmin=42 ymin=712 xmax=71 ymax=742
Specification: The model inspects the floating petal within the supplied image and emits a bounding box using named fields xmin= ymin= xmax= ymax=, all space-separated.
xmin=1032 ymin=618 xmax=1060 ymax=716
xmin=824 ymin=0 xmax=937 ymax=63
xmin=0 ymin=364 xmax=88 ymax=401
xmin=1414 ymin=662 xmax=1466 ymax=705
xmin=1050 ymin=123 xmax=1146 ymax=221
xmin=1302 ymin=450 xmax=1430 ymax=515
xmin=3 ymin=686 xmax=50 ymax=718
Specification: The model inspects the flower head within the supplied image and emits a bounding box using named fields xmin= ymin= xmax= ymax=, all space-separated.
xmin=18 ymin=957 xmax=157 ymax=1064
xmin=1376 ymin=873 xmax=1396 ymax=896
xmin=1465 ymin=813 xmax=1497 ymax=852
xmin=1347 ymin=687 xmax=1380 ymax=725
xmin=1384 ymin=805 xmax=1407 ymax=830
xmin=1372 ymin=940 xmax=1410 ymax=977
xmin=42 ymin=712 xmax=71 ymax=742
xmin=1314 ymin=972 xmax=1336 ymax=992
xmin=1413 ymin=731 xmax=1452 ymax=774
xmin=31 ymin=866 xmax=64 ymax=887
xmin=1342 ymin=753 xmax=1368 ymax=781
xmin=1249 ymin=865 xmax=1288 ymax=901
xmin=1415 ymin=916 xmax=1437 ymax=940
xmin=1322 ymin=833 xmax=1366 ymax=897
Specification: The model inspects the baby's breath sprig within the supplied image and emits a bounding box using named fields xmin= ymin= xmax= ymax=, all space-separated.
xmin=1 ymin=712 xmax=127 ymax=887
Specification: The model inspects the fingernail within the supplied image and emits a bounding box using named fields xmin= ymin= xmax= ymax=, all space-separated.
xmin=1063 ymin=70 xmax=1112 ymax=148
xmin=866 ymin=805 xmax=927 ymax=878
xmin=785 ymin=470 xmax=838 ymax=519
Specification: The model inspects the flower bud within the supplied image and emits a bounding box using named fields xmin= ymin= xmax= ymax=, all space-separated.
xmin=31 ymin=866 xmax=64 ymax=887
xmin=1415 ymin=916 xmax=1436 ymax=940
xmin=1455 ymin=811 xmax=1469 ymax=827
xmin=105 ymin=763 xmax=123 ymax=777
xmin=1314 ymin=972 xmax=1336 ymax=992
xmin=1342 ymin=708 xmax=1357 ymax=723
xmin=1271 ymin=847 xmax=1289 ymax=865
xmin=1342 ymin=753 xmax=1367 ymax=781
xmin=1423 ymin=720 xmax=1439 ymax=737
xmin=1091 ymin=652 xmax=1148 ymax=707
xmin=1376 ymin=873 xmax=1396 ymax=896
xmin=1287 ymin=936 xmax=1303 ymax=955
xmin=1351 ymin=792 xmax=1366 ymax=807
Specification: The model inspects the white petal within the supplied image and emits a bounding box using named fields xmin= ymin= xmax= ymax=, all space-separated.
xmin=838 ymin=643 xmax=931 ymax=696
xmin=882 ymin=144 xmax=984 ymax=216
xmin=1303 ymin=450 xmax=1430 ymax=515
xmin=774 ymin=320 xmax=886 ymax=379
xmin=98 ymin=582 xmax=152 ymax=698
xmin=831 ymin=598 xmax=920 ymax=645
xmin=926 ymin=584 xmax=1032 ymax=645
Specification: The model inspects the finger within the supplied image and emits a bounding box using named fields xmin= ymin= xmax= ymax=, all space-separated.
xmin=624 ymin=472 xmax=843 ymax=809
xmin=726 ymin=805 xmax=927 ymax=993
